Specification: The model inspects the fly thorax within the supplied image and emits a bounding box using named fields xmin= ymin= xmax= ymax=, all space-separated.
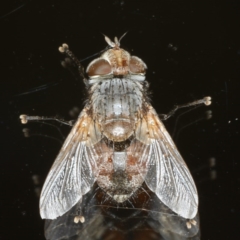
xmin=102 ymin=119 xmax=134 ymax=142
xmin=91 ymin=78 xmax=143 ymax=142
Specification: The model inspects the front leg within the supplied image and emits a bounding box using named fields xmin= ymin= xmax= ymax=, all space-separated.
xmin=58 ymin=43 xmax=87 ymax=85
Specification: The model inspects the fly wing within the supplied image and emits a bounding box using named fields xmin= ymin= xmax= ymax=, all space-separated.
xmin=136 ymin=106 xmax=198 ymax=219
xmin=40 ymin=108 xmax=101 ymax=219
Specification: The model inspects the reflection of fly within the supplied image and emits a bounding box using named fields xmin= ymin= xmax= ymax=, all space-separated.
xmin=23 ymin=36 xmax=211 ymax=220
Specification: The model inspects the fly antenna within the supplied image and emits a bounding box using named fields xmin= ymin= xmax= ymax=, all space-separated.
xmin=103 ymin=33 xmax=127 ymax=48
xmin=114 ymin=32 xmax=128 ymax=47
xmin=114 ymin=36 xmax=120 ymax=46
xmin=104 ymin=35 xmax=116 ymax=48
xmin=118 ymin=32 xmax=128 ymax=44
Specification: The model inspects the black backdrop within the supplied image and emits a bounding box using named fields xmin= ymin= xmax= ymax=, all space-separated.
xmin=1 ymin=1 xmax=239 ymax=239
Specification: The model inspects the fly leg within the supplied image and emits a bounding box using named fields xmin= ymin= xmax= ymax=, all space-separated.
xmin=58 ymin=43 xmax=88 ymax=86
xmin=19 ymin=114 xmax=75 ymax=126
xmin=159 ymin=96 xmax=211 ymax=120
xmin=74 ymin=202 xmax=85 ymax=224
xmin=186 ymin=219 xmax=197 ymax=229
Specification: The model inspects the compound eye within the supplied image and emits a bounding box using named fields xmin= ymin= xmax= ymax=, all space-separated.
xmin=129 ymin=56 xmax=146 ymax=74
xmin=87 ymin=59 xmax=112 ymax=77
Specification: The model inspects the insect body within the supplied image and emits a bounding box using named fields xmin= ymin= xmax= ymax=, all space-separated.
xmin=22 ymin=36 xmax=211 ymax=220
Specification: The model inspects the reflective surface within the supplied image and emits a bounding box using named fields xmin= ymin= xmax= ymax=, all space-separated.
xmin=1 ymin=1 xmax=239 ymax=239
xmin=44 ymin=184 xmax=200 ymax=240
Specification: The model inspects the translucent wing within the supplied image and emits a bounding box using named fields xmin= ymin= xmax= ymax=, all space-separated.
xmin=40 ymin=108 xmax=101 ymax=219
xmin=136 ymin=106 xmax=198 ymax=219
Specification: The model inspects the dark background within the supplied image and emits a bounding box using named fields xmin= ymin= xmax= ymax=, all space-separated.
xmin=1 ymin=0 xmax=239 ymax=239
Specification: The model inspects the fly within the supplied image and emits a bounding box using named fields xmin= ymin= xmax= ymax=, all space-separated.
xmin=20 ymin=35 xmax=211 ymax=220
